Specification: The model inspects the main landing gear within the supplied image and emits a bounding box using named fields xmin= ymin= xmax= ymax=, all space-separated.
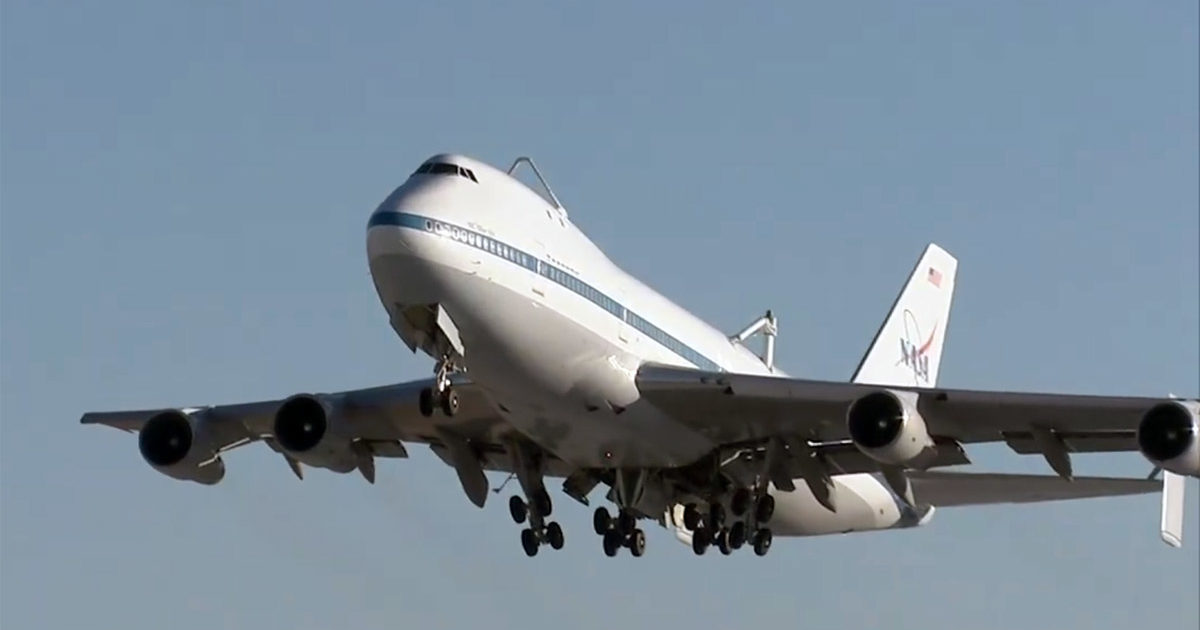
xmin=418 ymin=354 xmax=459 ymax=417
xmin=686 ymin=488 xmax=776 ymax=557
xmin=592 ymin=506 xmax=647 ymax=557
xmin=509 ymin=489 xmax=564 ymax=557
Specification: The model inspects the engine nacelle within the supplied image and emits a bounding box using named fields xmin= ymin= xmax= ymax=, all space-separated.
xmin=138 ymin=409 xmax=225 ymax=484
xmin=1137 ymin=400 xmax=1200 ymax=478
xmin=846 ymin=390 xmax=936 ymax=468
xmin=272 ymin=394 xmax=358 ymax=473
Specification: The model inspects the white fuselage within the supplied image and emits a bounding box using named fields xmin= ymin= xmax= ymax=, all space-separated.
xmin=365 ymin=154 xmax=922 ymax=537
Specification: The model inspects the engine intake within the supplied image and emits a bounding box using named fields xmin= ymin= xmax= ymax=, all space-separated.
xmin=1137 ymin=400 xmax=1199 ymax=478
xmin=846 ymin=390 xmax=936 ymax=467
xmin=274 ymin=395 xmax=329 ymax=453
xmin=139 ymin=410 xmax=194 ymax=467
xmin=271 ymin=394 xmax=357 ymax=473
xmin=138 ymin=410 xmax=224 ymax=484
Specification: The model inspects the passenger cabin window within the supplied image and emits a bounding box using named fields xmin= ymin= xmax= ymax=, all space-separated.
xmin=412 ymin=161 xmax=478 ymax=183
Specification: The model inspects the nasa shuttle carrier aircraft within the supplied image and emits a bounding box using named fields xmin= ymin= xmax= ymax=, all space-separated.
xmin=83 ymin=153 xmax=1197 ymax=558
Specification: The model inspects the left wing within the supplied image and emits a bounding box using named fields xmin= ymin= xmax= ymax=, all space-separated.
xmin=81 ymin=377 xmax=577 ymax=506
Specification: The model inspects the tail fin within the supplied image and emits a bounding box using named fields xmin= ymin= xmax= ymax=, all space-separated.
xmin=851 ymin=243 xmax=958 ymax=388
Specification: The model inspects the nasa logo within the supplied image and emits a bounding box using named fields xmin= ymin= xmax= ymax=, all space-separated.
xmin=897 ymin=314 xmax=938 ymax=383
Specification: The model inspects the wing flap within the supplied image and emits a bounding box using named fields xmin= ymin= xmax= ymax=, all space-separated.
xmin=908 ymin=471 xmax=1159 ymax=507
xmin=1003 ymin=430 xmax=1137 ymax=454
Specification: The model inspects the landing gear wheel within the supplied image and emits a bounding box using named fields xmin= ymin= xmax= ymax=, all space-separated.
xmin=752 ymin=528 xmax=773 ymax=556
xmin=728 ymin=521 xmax=746 ymax=550
xmin=531 ymin=489 xmax=552 ymax=517
xmin=691 ymin=527 xmax=710 ymax=555
xmin=730 ymin=488 xmax=750 ymax=517
xmin=682 ymin=503 xmax=701 ymax=530
xmin=755 ymin=494 xmax=776 ymax=524
xmin=508 ymin=496 xmax=528 ymax=524
xmin=717 ymin=529 xmax=732 ymax=555
xmin=708 ymin=503 xmax=726 ymax=530
xmin=520 ymin=528 xmax=539 ymax=557
xmin=617 ymin=511 xmax=636 ymax=536
xmin=602 ymin=530 xmax=622 ymax=557
xmin=629 ymin=529 xmax=646 ymax=557
xmin=593 ymin=507 xmax=612 ymax=536
xmin=440 ymin=388 xmax=460 ymax=416
xmin=546 ymin=522 xmax=565 ymax=550
xmin=418 ymin=387 xmax=435 ymax=417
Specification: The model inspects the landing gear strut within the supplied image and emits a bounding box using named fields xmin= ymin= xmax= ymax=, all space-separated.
xmin=507 ymin=440 xmax=564 ymax=557
xmin=418 ymin=354 xmax=460 ymax=417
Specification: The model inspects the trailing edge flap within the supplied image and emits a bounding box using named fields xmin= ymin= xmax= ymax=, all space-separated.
xmin=908 ymin=471 xmax=1159 ymax=507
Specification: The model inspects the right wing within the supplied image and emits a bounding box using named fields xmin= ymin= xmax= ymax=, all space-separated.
xmin=81 ymin=377 xmax=578 ymax=506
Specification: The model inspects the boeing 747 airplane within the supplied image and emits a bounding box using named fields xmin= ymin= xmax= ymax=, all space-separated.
xmin=83 ymin=153 xmax=1197 ymax=558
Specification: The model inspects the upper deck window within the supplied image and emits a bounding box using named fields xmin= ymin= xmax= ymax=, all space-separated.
xmin=412 ymin=161 xmax=478 ymax=183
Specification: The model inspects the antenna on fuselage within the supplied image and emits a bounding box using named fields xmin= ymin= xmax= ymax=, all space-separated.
xmin=730 ymin=310 xmax=778 ymax=371
xmin=507 ymin=156 xmax=566 ymax=218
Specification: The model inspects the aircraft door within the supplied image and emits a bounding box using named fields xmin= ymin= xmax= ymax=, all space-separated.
xmin=529 ymin=237 xmax=548 ymax=303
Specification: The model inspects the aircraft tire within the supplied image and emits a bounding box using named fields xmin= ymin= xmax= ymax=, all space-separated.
xmin=629 ymin=529 xmax=646 ymax=557
xmin=753 ymin=528 xmax=773 ymax=556
xmin=755 ymin=494 xmax=775 ymax=524
xmin=593 ymin=507 xmax=612 ymax=535
xmin=533 ymin=488 xmax=552 ymax=517
xmin=521 ymin=528 xmax=539 ymax=557
xmin=508 ymin=495 xmax=528 ymax=524
xmin=708 ymin=503 xmax=725 ymax=529
xmin=682 ymin=503 xmax=701 ymax=530
xmin=728 ymin=521 xmax=746 ymax=550
xmin=546 ymin=522 xmax=565 ymax=550
xmin=602 ymin=530 xmax=622 ymax=557
xmin=441 ymin=388 xmax=460 ymax=416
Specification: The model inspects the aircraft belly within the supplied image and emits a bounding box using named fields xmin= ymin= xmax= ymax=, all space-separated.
xmin=367 ymin=231 xmax=717 ymax=468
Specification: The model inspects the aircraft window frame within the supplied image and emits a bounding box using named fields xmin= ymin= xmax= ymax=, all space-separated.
xmin=412 ymin=162 xmax=479 ymax=184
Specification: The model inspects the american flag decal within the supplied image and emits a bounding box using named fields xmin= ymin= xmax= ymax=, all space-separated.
xmin=927 ymin=267 xmax=942 ymax=287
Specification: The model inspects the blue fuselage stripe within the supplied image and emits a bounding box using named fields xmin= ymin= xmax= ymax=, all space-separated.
xmin=368 ymin=211 xmax=722 ymax=372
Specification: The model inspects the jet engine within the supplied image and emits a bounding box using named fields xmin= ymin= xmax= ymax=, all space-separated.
xmin=138 ymin=409 xmax=225 ymax=484
xmin=1137 ymin=400 xmax=1199 ymax=478
xmin=846 ymin=390 xmax=936 ymax=468
xmin=272 ymin=394 xmax=358 ymax=473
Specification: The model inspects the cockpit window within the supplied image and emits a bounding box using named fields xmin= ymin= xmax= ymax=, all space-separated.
xmin=412 ymin=161 xmax=478 ymax=183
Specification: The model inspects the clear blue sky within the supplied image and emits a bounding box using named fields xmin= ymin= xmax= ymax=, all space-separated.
xmin=3 ymin=2 xmax=1197 ymax=628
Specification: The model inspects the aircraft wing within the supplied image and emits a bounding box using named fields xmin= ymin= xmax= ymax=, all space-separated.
xmin=638 ymin=363 xmax=1155 ymax=443
xmin=635 ymin=364 xmax=1192 ymax=472
xmin=81 ymin=377 xmax=578 ymax=505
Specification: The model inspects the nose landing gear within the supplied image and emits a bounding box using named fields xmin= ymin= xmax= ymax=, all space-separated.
xmin=418 ymin=354 xmax=460 ymax=417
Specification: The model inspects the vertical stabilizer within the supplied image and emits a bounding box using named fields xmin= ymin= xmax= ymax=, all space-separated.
xmin=851 ymin=243 xmax=958 ymax=388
